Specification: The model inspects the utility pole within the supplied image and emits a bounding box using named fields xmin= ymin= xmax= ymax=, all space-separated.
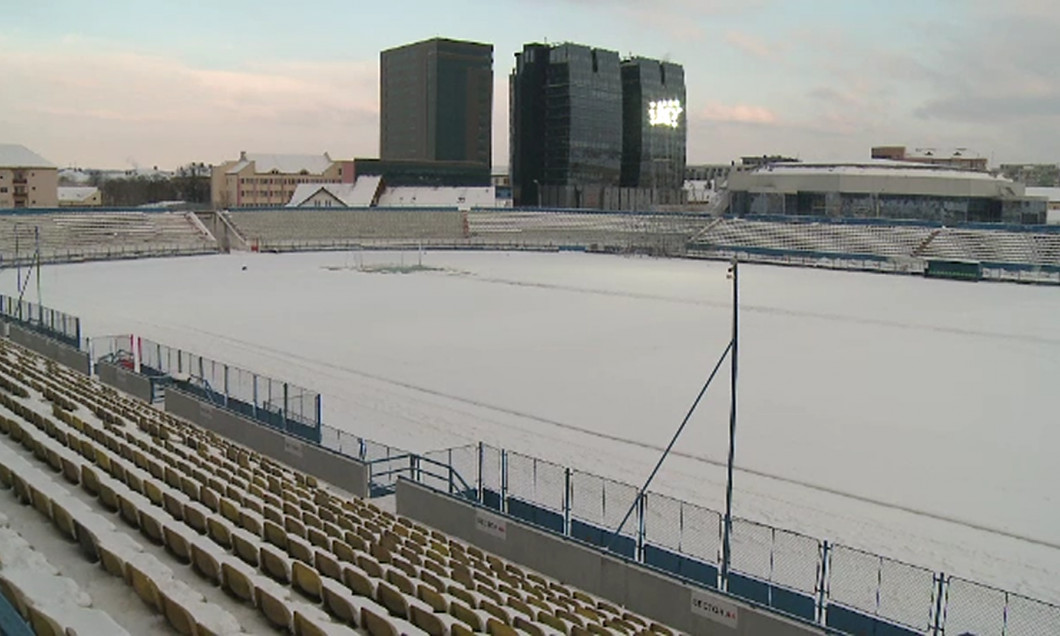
xmin=721 ymin=257 xmax=739 ymax=587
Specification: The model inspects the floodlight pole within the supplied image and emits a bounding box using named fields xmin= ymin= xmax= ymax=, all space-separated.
xmin=721 ymin=257 xmax=739 ymax=588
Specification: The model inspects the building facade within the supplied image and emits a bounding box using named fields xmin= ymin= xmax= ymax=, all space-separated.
xmin=351 ymin=158 xmax=489 ymax=187
xmin=510 ymin=43 xmax=689 ymax=209
xmin=210 ymin=152 xmax=351 ymax=208
xmin=727 ymin=161 xmax=1047 ymax=225
xmin=0 ymin=144 xmax=58 ymax=209
xmin=57 ymin=186 xmax=102 ymax=207
xmin=380 ymin=38 xmax=493 ymax=170
xmin=511 ymin=43 xmax=624 ymax=207
xmin=871 ymin=146 xmax=988 ymax=171
xmin=1000 ymin=164 xmax=1060 ymax=187
xmin=621 ymin=58 xmax=686 ymax=195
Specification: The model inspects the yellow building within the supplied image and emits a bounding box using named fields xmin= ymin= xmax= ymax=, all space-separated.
xmin=0 ymin=144 xmax=59 ymax=209
xmin=211 ymin=151 xmax=353 ymax=208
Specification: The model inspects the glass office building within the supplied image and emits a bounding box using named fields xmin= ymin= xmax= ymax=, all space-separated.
xmin=621 ymin=58 xmax=686 ymax=190
xmin=510 ymin=43 xmax=623 ymax=206
xmin=380 ymin=38 xmax=493 ymax=170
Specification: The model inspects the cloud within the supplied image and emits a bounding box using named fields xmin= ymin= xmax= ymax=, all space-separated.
xmin=697 ymin=102 xmax=778 ymax=125
xmin=551 ymin=0 xmax=777 ymax=43
xmin=724 ymin=31 xmax=773 ymax=60
xmin=0 ymin=38 xmax=380 ymax=168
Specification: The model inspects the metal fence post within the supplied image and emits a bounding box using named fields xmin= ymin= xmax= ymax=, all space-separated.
xmin=932 ymin=572 xmax=947 ymax=635
xmin=447 ymin=448 xmax=454 ymax=493
xmin=283 ymin=383 xmax=289 ymax=431
xmin=817 ymin=540 xmax=830 ymax=626
xmin=477 ymin=442 xmax=484 ymax=503
xmin=501 ymin=450 xmax=509 ymax=514
xmin=563 ymin=467 xmax=571 ymax=536
xmin=636 ymin=492 xmax=646 ymax=563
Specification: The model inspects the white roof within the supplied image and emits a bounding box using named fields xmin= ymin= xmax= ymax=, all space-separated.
xmin=286 ymin=176 xmax=383 ymax=207
xmin=228 ymin=153 xmax=333 ymax=176
xmin=1026 ymin=187 xmax=1060 ymax=202
xmin=757 ymin=160 xmax=1006 ymax=182
xmin=0 ymin=144 xmax=55 ymax=168
xmin=375 ymin=186 xmax=496 ymax=208
xmin=57 ymin=186 xmax=99 ymax=203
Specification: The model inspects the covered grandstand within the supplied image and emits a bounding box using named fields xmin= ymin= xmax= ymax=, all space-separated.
xmin=727 ymin=161 xmax=1048 ymax=225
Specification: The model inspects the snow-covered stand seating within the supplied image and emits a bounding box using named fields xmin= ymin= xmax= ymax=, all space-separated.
xmin=0 ymin=337 xmax=680 ymax=635
xmin=0 ymin=211 xmax=217 ymax=266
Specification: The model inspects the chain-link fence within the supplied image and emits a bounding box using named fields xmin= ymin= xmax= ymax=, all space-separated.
xmin=138 ymin=338 xmax=321 ymax=439
xmin=943 ymin=576 xmax=1060 ymax=636
xmin=0 ymin=294 xmax=81 ymax=348
xmin=827 ymin=544 xmax=939 ymax=633
xmin=422 ymin=444 xmax=478 ymax=498
xmin=570 ymin=470 xmax=639 ymax=555
xmin=88 ymin=334 xmax=135 ymax=363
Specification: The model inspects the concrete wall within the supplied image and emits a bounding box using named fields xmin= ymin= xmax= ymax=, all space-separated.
xmin=397 ymin=479 xmax=826 ymax=636
xmin=96 ymin=361 xmax=154 ymax=402
xmin=164 ymin=388 xmax=369 ymax=499
xmin=6 ymin=324 xmax=89 ymax=375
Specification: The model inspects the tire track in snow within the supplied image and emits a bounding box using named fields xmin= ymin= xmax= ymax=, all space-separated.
xmin=163 ymin=324 xmax=1060 ymax=552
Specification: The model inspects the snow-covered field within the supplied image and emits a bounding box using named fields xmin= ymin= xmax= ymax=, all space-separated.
xmin=4 ymin=250 xmax=1059 ymax=606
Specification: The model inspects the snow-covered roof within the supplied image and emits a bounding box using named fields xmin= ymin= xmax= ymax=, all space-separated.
xmin=286 ymin=176 xmax=383 ymax=207
xmin=375 ymin=186 xmax=496 ymax=208
xmin=228 ymin=153 xmax=333 ymax=176
xmin=57 ymin=186 xmax=100 ymax=203
xmin=755 ymin=160 xmax=1006 ymax=182
xmin=0 ymin=144 xmax=55 ymax=168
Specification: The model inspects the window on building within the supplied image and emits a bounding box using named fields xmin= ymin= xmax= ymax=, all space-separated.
xmin=0 ymin=188 xmax=6 ymax=193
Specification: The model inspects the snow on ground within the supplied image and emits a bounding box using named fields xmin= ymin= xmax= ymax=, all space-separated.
xmin=4 ymin=250 xmax=1059 ymax=605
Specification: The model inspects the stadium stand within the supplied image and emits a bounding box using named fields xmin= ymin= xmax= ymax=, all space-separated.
xmin=466 ymin=210 xmax=710 ymax=253
xmin=0 ymin=207 xmax=1056 ymax=284
xmin=692 ymin=217 xmax=936 ymax=260
xmin=919 ymin=227 xmax=1060 ymax=267
xmin=225 ymin=209 xmax=466 ymax=250
xmin=222 ymin=208 xmax=715 ymax=255
xmin=0 ymin=337 xmax=681 ymax=635
xmin=0 ymin=212 xmax=215 ymax=265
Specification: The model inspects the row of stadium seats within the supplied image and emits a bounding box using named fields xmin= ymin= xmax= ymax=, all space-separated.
xmin=695 ymin=217 xmax=1060 ymax=267
xmin=225 ymin=210 xmax=466 ymax=249
xmin=223 ymin=209 xmax=714 ymax=252
xmin=0 ymin=338 xmax=679 ymax=636
xmin=921 ymin=228 xmax=1060 ymax=266
xmin=465 ymin=212 xmax=710 ymax=251
xmin=695 ymin=218 xmax=933 ymax=259
xmin=0 ymin=212 xmax=215 ymax=263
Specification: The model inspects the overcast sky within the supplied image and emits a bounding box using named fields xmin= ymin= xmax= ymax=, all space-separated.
xmin=2 ymin=0 xmax=1057 ymax=170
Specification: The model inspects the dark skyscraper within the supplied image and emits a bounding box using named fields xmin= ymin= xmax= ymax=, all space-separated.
xmin=621 ymin=58 xmax=686 ymax=190
xmin=380 ymin=38 xmax=493 ymax=169
xmin=510 ymin=43 xmax=623 ymax=207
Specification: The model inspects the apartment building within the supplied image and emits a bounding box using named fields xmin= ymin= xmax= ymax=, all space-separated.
xmin=211 ymin=151 xmax=352 ymax=208
xmin=0 ymin=144 xmax=59 ymax=208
